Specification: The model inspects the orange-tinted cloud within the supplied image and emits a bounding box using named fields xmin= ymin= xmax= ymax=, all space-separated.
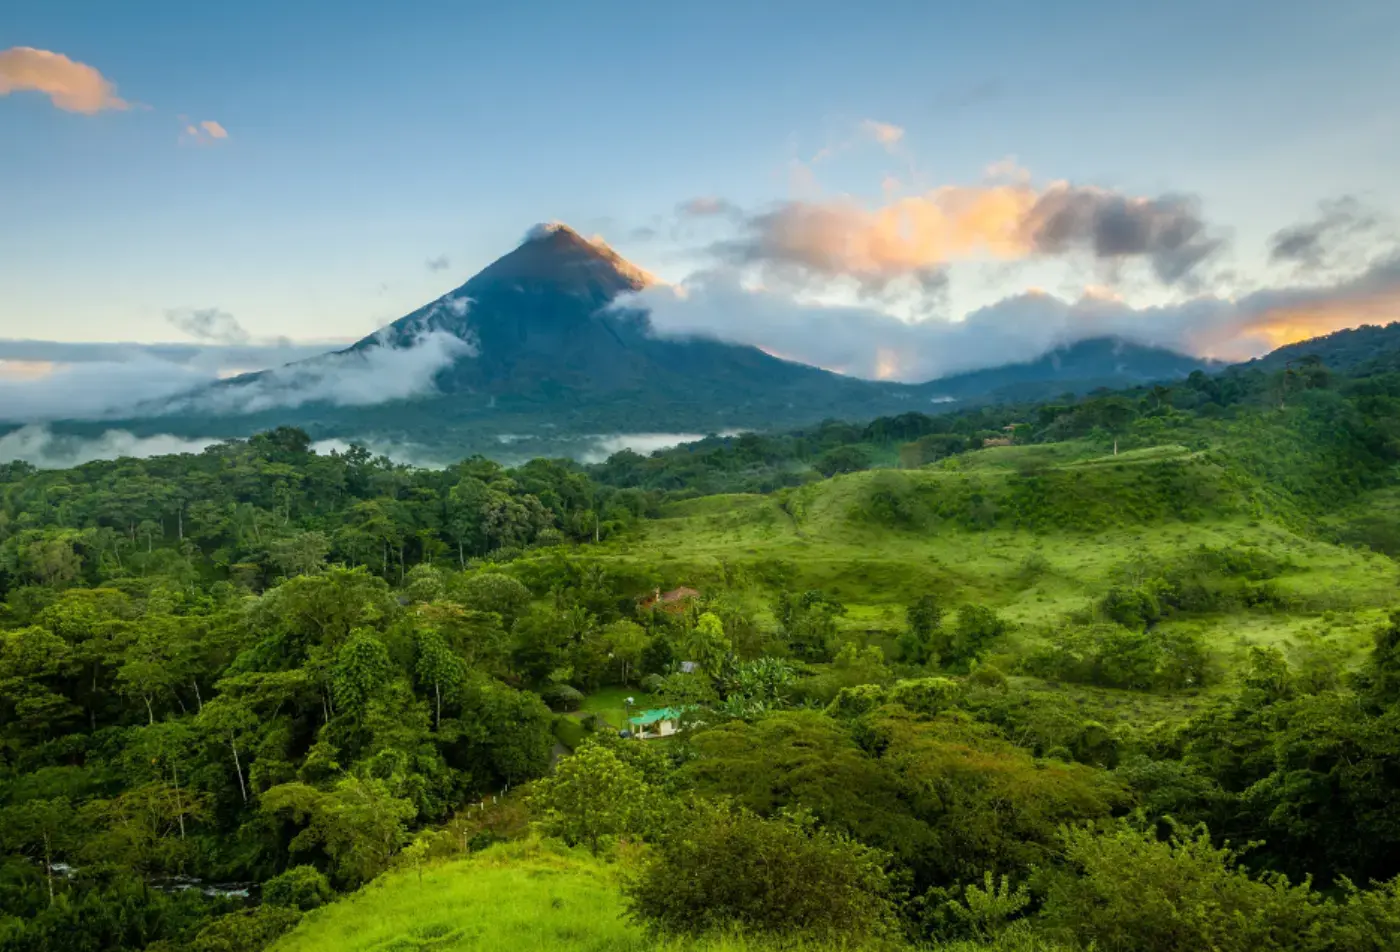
xmin=722 ymin=177 xmax=1221 ymax=291
xmin=730 ymin=186 xmax=1035 ymax=292
xmin=859 ymin=119 xmax=905 ymax=150
xmin=1221 ymin=281 xmax=1400 ymax=354
xmin=182 ymin=119 xmax=230 ymax=144
xmin=0 ymin=46 xmax=129 ymax=113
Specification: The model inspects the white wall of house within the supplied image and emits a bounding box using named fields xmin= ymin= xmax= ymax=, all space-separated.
xmin=636 ymin=718 xmax=676 ymax=739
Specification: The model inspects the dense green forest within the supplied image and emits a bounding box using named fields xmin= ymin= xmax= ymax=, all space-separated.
xmin=4 ymin=350 xmax=1400 ymax=951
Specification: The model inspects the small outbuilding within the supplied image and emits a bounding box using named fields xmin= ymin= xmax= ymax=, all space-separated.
xmin=640 ymin=587 xmax=701 ymax=613
xmin=627 ymin=707 xmax=684 ymax=739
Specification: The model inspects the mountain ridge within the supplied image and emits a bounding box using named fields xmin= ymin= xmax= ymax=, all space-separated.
xmin=23 ymin=222 xmax=1311 ymax=461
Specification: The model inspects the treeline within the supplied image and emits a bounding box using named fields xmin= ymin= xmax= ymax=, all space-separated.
xmin=589 ymin=359 xmax=1400 ymax=510
xmin=0 ymin=428 xmax=657 ymax=598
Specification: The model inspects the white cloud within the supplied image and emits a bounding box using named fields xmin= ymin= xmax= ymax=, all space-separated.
xmin=622 ymin=254 xmax=1400 ymax=381
xmin=859 ymin=119 xmax=905 ymax=150
xmin=0 ymin=426 xmax=223 ymax=469
xmin=170 ymin=331 xmax=475 ymax=416
xmin=0 ymin=338 xmax=335 ymax=422
xmin=0 ymin=350 xmax=216 ymax=422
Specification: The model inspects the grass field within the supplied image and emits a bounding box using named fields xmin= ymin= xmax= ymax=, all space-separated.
xmin=576 ymin=686 xmax=657 ymax=730
xmin=271 ymin=841 xmax=877 ymax=952
xmin=594 ymin=451 xmax=1399 ymax=704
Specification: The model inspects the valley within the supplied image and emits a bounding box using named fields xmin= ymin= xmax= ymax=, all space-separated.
xmin=4 ymin=343 xmax=1400 ymax=951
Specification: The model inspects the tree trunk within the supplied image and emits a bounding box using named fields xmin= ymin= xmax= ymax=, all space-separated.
xmin=177 ymin=506 xmax=184 ymax=541
xmin=144 ymin=695 xmax=154 ymax=725
xmin=230 ymin=738 xmax=248 ymax=803
xmin=457 ymin=540 xmax=465 ymax=570
xmin=435 ymin=682 xmax=442 ymax=729
xmin=43 ymin=831 xmax=54 ymax=905
xmin=192 ymin=679 xmax=203 ymax=713
xmin=171 ymin=765 xmax=186 ymax=840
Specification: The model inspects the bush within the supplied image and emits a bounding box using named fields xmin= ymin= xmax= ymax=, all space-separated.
xmin=889 ymin=677 xmax=964 ymax=716
xmin=1022 ymin=624 xmax=1210 ymax=691
xmin=826 ymin=683 xmax=887 ymax=720
xmin=1040 ymin=823 xmax=1332 ymax=952
xmin=189 ymin=906 xmax=303 ymax=952
xmin=552 ymin=715 xmax=587 ymax=750
xmin=814 ymin=445 xmax=872 ymax=478
xmin=937 ymin=605 xmax=1010 ymax=669
xmin=540 ymin=682 xmax=585 ymax=712
xmin=625 ymin=801 xmax=896 ymax=944
xmin=262 ymin=865 xmax=334 ymax=911
xmin=858 ymin=471 xmax=930 ymax=529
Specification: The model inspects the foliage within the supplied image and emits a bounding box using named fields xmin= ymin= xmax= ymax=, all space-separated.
xmin=529 ymin=741 xmax=659 ymax=854
xmin=624 ymin=800 xmax=897 ymax=944
xmin=262 ymin=865 xmax=335 ymax=912
xmin=5 ymin=349 xmax=1400 ymax=948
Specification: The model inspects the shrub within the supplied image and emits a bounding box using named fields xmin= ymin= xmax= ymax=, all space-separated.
xmin=859 ymin=471 xmax=930 ymax=529
xmin=188 ymin=906 xmax=303 ymax=952
xmin=937 ymin=605 xmax=1010 ymax=669
xmin=1039 ymin=823 xmax=1330 ymax=952
xmin=262 ymin=864 xmax=334 ymax=911
xmin=814 ymin=445 xmax=872 ymax=477
xmin=889 ymin=677 xmax=964 ymax=716
xmin=540 ymin=682 xmax=585 ymax=712
xmin=624 ymin=801 xmax=896 ymax=944
xmin=827 ymin=683 xmax=888 ymax=720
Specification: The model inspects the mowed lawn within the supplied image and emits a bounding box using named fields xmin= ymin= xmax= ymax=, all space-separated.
xmin=575 ymin=687 xmax=656 ymax=730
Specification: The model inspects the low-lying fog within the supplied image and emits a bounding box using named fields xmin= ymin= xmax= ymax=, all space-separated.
xmin=0 ymin=426 xmax=734 ymax=470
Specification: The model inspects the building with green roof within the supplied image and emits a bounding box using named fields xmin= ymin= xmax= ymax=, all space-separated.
xmin=626 ymin=707 xmax=685 ymax=739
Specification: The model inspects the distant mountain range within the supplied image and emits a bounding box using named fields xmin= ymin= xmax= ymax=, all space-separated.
xmin=28 ymin=223 xmax=1393 ymax=463
xmin=1235 ymin=322 xmax=1400 ymax=374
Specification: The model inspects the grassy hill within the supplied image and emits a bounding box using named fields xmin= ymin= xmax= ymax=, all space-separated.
xmin=595 ymin=441 xmax=1398 ymax=697
xmin=271 ymin=841 xmax=882 ymax=952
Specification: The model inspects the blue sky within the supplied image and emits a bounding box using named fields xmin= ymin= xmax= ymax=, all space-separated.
xmin=2 ymin=0 xmax=1398 ymax=376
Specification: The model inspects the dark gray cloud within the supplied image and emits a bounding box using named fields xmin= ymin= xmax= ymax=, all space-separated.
xmin=425 ymin=254 xmax=451 ymax=272
xmin=165 ymin=306 xmax=251 ymax=345
xmin=1024 ymin=189 xmax=1223 ymax=284
xmin=1268 ymin=196 xmax=1381 ymax=272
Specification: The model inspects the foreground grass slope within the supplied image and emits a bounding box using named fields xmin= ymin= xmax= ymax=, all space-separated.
xmin=271 ymin=842 xmax=901 ymax=952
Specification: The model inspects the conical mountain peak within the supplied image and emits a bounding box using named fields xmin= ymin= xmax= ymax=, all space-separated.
xmin=464 ymin=222 xmax=655 ymax=296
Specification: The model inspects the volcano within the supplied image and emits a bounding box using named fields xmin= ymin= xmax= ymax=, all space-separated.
xmin=342 ymin=221 xmax=887 ymax=403
xmin=65 ymin=223 xmax=1212 ymax=461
